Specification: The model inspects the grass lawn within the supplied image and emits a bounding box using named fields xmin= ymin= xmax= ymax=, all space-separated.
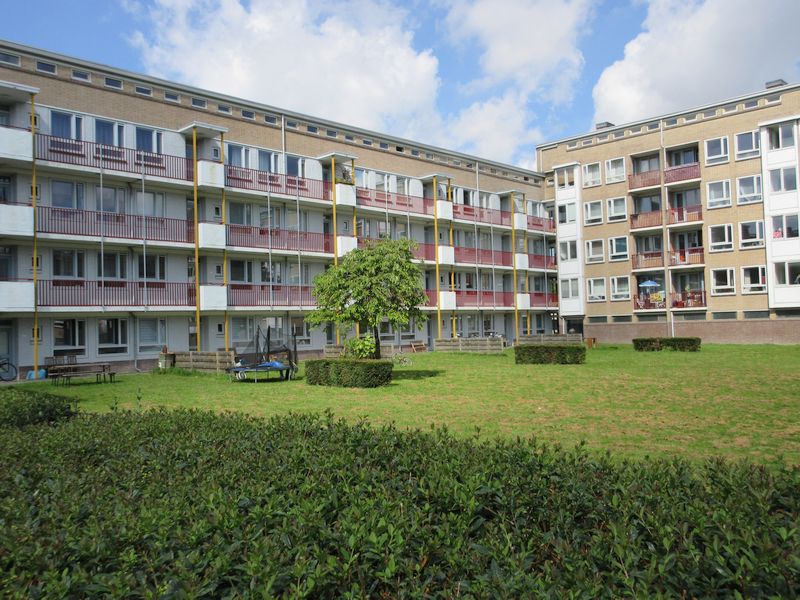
xmin=19 ymin=344 xmax=800 ymax=464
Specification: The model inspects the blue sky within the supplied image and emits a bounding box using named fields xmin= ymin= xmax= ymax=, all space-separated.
xmin=3 ymin=1 xmax=800 ymax=168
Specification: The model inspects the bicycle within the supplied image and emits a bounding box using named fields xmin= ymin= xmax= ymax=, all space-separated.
xmin=392 ymin=352 xmax=411 ymax=367
xmin=0 ymin=357 xmax=18 ymax=382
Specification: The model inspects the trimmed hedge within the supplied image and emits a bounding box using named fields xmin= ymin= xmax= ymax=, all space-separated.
xmin=515 ymin=344 xmax=586 ymax=364
xmin=0 ymin=410 xmax=798 ymax=597
xmin=306 ymin=358 xmax=393 ymax=387
xmin=633 ymin=337 xmax=701 ymax=352
xmin=0 ymin=388 xmax=76 ymax=428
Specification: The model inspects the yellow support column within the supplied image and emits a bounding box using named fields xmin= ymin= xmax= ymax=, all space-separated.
xmin=352 ymin=159 xmax=358 ymax=339
xmin=192 ymin=127 xmax=201 ymax=351
xmin=31 ymin=93 xmax=39 ymax=377
xmin=448 ymin=182 xmax=455 ymax=338
xmin=512 ymin=197 xmax=519 ymax=343
xmin=331 ymin=157 xmax=340 ymax=344
xmin=220 ymin=133 xmax=229 ymax=352
xmin=433 ymin=176 xmax=442 ymax=339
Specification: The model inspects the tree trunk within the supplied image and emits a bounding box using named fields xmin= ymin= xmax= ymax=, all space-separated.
xmin=372 ymin=325 xmax=381 ymax=359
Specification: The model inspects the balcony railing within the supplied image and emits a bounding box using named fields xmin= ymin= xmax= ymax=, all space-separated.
xmin=36 ymin=134 xmax=192 ymax=181
xmin=37 ymin=280 xmax=195 ymax=307
xmin=37 ymin=206 xmax=194 ymax=243
xmin=356 ymin=238 xmax=435 ymax=261
xmin=425 ymin=289 xmax=437 ymax=305
xmin=452 ymin=204 xmax=512 ymax=227
xmin=628 ymin=170 xmax=661 ymax=189
xmin=453 ymin=246 xmax=513 ymax=267
xmin=630 ymin=211 xmax=662 ymax=229
xmin=454 ymin=290 xmax=514 ymax=307
xmin=664 ymin=163 xmax=700 ymax=184
xmin=670 ymin=290 xmax=706 ymax=308
xmin=227 ymin=284 xmax=315 ymax=306
xmin=530 ymin=292 xmax=559 ymax=307
xmin=631 ymin=251 xmax=664 ymax=269
xmin=355 ymin=187 xmax=433 ymax=216
xmin=669 ymin=247 xmax=704 ymax=266
xmin=226 ymin=224 xmax=332 ymax=253
xmin=527 ymin=215 xmax=556 ymax=232
xmin=225 ymin=165 xmax=331 ymax=201
xmin=633 ymin=294 xmax=666 ymax=310
xmin=668 ymin=205 xmax=703 ymax=225
xmin=528 ymin=253 xmax=557 ymax=270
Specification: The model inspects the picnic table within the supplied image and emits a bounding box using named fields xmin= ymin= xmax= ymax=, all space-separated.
xmin=48 ymin=362 xmax=115 ymax=385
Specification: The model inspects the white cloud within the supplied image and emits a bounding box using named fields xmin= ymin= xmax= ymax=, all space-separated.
xmin=593 ymin=0 xmax=800 ymax=126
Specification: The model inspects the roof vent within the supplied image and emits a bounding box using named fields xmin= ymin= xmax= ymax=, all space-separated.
xmin=766 ymin=79 xmax=787 ymax=89
xmin=595 ymin=121 xmax=614 ymax=130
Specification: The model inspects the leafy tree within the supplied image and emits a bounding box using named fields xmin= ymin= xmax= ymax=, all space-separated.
xmin=307 ymin=238 xmax=428 ymax=359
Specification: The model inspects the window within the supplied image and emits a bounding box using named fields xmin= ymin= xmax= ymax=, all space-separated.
xmin=191 ymin=97 xmax=207 ymax=109
xmin=772 ymin=214 xmax=799 ymax=238
xmin=608 ymin=236 xmax=628 ymax=261
xmin=769 ymin=167 xmax=797 ymax=193
xmin=307 ymin=125 xmax=318 ymax=134
xmin=217 ymin=104 xmax=231 ymax=114
xmin=705 ymin=136 xmax=729 ymax=165
xmin=611 ymin=276 xmax=630 ymax=301
xmin=583 ymin=200 xmax=602 ymax=225
xmin=291 ymin=317 xmax=311 ymax=345
xmin=230 ymin=260 xmax=253 ymax=283
xmin=326 ymin=130 xmax=337 ymax=138
xmin=53 ymin=250 xmax=85 ymax=278
xmin=139 ymin=318 xmax=167 ymax=352
xmin=51 ymin=111 xmax=82 ymax=140
xmin=585 ymin=239 xmax=604 ymax=263
xmin=633 ymin=154 xmax=659 ymax=173
xmin=229 ymin=202 xmax=251 ymax=225
xmin=711 ymin=268 xmax=735 ymax=295
xmin=53 ymin=319 xmax=86 ymax=356
xmin=260 ymin=261 xmax=282 ymax=283
xmin=557 ymin=203 xmax=576 ymax=224
xmin=135 ymin=85 xmax=152 ymax=97
xmin=241 ymin=109 xmax=255 ymax=120
xmin=231 ymin=317 xmax=255 ymax=341
xmin=740 ymin=221 xmax=765 ymax=248
xmin=742 ymin=266 xmax=767 ymax=294
xmin=607 ymin=197 xmax=627 ymax=222
xmin=164 ymin=91 xmax=180 ymax=103
xmin=98 ymin=318 xmax=128 ymax=354
xmin=605 ymin=158 xmax=625 ymax=183
xmin=767 ymin=123 xmax=794 ymax=150
xmin=706 ymin=180 xmax=731 ymax=209
xmin=0 ymin=51 xmax=20 ymax=67
xmin=560 ymin=278 xmax=579 ymax=299
xmin=226 ymin=144 xmax=249 ymax=168
xmin=587 ymin=278 xmax=606 ymax=302
xmin=559 ymin=241 xmax=577 ymax=261
xmin=95 ymin=119 xmax=124 ymax=147
xmin=36 ymin=61 xmax=57 ymax=74
xmin=0 ymin=176 xmax=11 ymax=203
xmin=136 ymin=191 xmax=165 ymax=217
xmin=257 ymin=150 xmax=277 ymax=173
xmin=774 ymin=262 xmax=800 ymax=285
xmin=709 ymin=224 xmax=733 ymax=252
xmin=97 ymin=253 xmax=127 ymax=279
xmin=264 ymin=115 xmax=278 ymax=125
xmin=96 ymin=186 xmax=125 ymax=213
xmin=138 ymin=255 xmax=166 ymax=280
xmin=104 ymin=77 xmax=123 ymax=90
xmin=667 ymin=147 xmax=699 ymax=166
xmin=285 ymin=121 xmax=298 ymax=129
xmin=737 ymin=175 xmax=762 ymax=204
xmin=51 ymin=181 xmax=84 ymax=209
xmin=135 ymin=127 xmax=162 ymax=154
xmin=582 ymin=162 xmax=601 ymax=187
xmin=735 ymin=131 xmax=760 ymax=159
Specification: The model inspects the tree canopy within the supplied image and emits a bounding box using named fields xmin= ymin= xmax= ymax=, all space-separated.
xmin=306 ymin=238 xmax=429 ymax=359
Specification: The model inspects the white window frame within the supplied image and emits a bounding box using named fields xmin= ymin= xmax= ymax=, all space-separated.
xmin=231 ymin=316 xmax=255 ymax=342
xmin=767 ymin=122 xmax=795 ymax=150
xmin=704 ymin=136 xmax=729 ymax=165
xmin=605 ymin=157 xmax=625 ymax=183
xmin=560 ymin=278 xmax=580 ymax=300
xmin=708 ymin=224 xmax=734 ymax=252
xmin=53 ymin=319 xmax=86 ymax=356
xmin=606 ymin=197 xmax=627 ymax=222
xmin=587 ymin=278 xmax=606 ymax=302
xmin=557 ymin=202 xmax=576 ymax=224
xmin=52 ymin=249 xmax=85 ymax=279
xmin=582 ymin=162 xmax=601 ymax=187
xmin=585 ymin=239 xmax=604 ymax=264
xmin=97 ymin=318 xmax=129 ymax=355
xmin=51 ymin=110 xmax=83 ymax=140
xmin=608 ymin=236 xmax=629 ymax=261
xmin=583 ymin=200 xmax=603 ymax=225
xmin=706 ymin=179 xmax=731 ymax=209
xmin=772 ymin=213 xmax=799 ymax=239
xmin=737 ymin=175 xmax=762 ymax=204
xmin=741 ymin=265 xmax=767 ymax=294
xmin=138 ymin=255 xmax=167 ymax=281
xmin=739 ymin=220 xmax=765 ymax=249
xmin=769 ymin=167 xmax=797 ymax=193
xmin=734 ymin=130 xmax=760 ymax=160
xmin=230 ymin=259 xmax=254 ymax=283
xmin=611 ymin=276 xmax=630 ymax=301
xmin=710 ymin=268 xmax=735 ymax=296
xmin=138 ymin=318 xmax=167 ymax=353
xmin=774 ymin=262 xmax=800 ymax=285
xmin=559 ymin=241 xmax=578 ymax=262
xmin=97 ymin=252 xmax=127 ymax=279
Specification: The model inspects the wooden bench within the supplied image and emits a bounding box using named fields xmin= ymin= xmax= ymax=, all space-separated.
xmin=410 ymin=341 xmax=427 ymax=353
xmin=48 ymin=363 xmax=115 ymax=385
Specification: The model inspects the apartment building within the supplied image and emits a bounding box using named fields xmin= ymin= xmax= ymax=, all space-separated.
xmin=537 ymin=81 xmax=800 ymax=343
xmin=0 ymin=40 xmax=558 ymax=375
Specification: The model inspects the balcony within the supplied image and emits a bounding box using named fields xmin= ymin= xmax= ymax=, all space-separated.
xmin=530 ymin=291 xmax=559 ymax=307
xmin=37 ymin=280 xmax=195 ymax=307
xmin=628 ymin=170 xmax=661 ymax=190
xmin=452 ymin=204 xmax=512 ymax=227
xmin=0 ymin=279 xmax=35 ymax=310
xmin=37 ymin=206 xmax=194 ymax=243
xmin=630 ymin=211 xmax=662 ymax=229
xmin=527 ymin=215 xmax=556 ymax=233
xmin=357 ymin=237 xmax=436 ymax=261
xmin=454 ymin=290 xmax=514 ymax=307
xmin=668 ymin=205 xmax=702 ymax=225
xmin=425 ymin=289 xmax=438 ymax=305
xmin=356 ymin=187 xmax=433 ymax=216
xmin=528 ymin=253 xmax=557 ymax=270
xmin=670 ymin=290 xmax=706 ymax=309
xmin=36 ymin=133 xmax=192 ymax=181
xmin=632 ymin=251 xmax=664 ymax=270
xmin=669 ymin=247 xmax=704 ymax=266
xmin=453 ymin=246 xmax=513 ymax=267
xmin=633 ymin=294 xmax=666 ymax=310
xmin=0 ymin=124 xmax=33 ymax=162
xmin=225 ymin=165 xmax=331 ymax=201
xmin=227 ymin=225 xmax=333 ymax=253
xmin=227 ymin=284 xmax=315 ymax=307
xmin=664 ymin=163 xmax=700 ymax=184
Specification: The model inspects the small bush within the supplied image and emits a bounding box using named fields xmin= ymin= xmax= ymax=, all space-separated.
xmin=634 ymin=337 xmax=701 ymax=352
xmin=633 ymin=337 xmax=662 ymax=351
xmin=0 ymin=388 xmax=76 ymax=428
xmin=305 ymin=358 xmax=393 ymax=387
xmin=343 ymin=335 xmax=377 ymax=359
xmin=515 ymin=344 xmax=586 ymax=364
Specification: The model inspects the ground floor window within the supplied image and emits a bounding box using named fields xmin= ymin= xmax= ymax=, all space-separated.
xmin=98 ymin=318 xmax=128 ymax=354
xmin=291 ymin=316 xmax=311 ymax=345
xmin=139 ymin=318 xmax=166 ymax=353
xmin=231 ymin=317 xmax=255 ymax=342
xmin=54 ymin=319 xmax=86 ymax=356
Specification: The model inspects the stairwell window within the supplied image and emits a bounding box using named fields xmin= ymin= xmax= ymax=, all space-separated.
xmin=557 ymin=203 xmax=576 ymax=224
xmin=560 ymin=278 xmax=579 ymax=299
xmin=772 ymin=214 xmax=799 ymax=238
xmin=767 ymin=122 xmax=794 ymax=150
xmin=705 ymin=136 xmax=729 ymax=165
xmin=559 ymin=241 xmax=577 ymax=261
xmin=737 ymin=175 xmax=762 ymax=204
xmin=774 ymin=262 xmax=800 ymax=285
xmin=769 ymin=167 xmax=797 ymax=193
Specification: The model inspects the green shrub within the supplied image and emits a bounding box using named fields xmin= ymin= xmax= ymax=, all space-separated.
xmin=661 ymin=336 xmax=701 ymax=351
xmin=515 ymin=344 xmax=586 ymax=364
xmin=0 ymin=388 xmax=76 ymax=428
xmin=305 ymin=358 xmax=393 ymax=387
xmin=0 ymin=410 xmax=797 ymax=597
xmin=633 ymin=337 xmax=662 ymax=351
xmin=343 ymin=335 xmax=377 ymax=359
